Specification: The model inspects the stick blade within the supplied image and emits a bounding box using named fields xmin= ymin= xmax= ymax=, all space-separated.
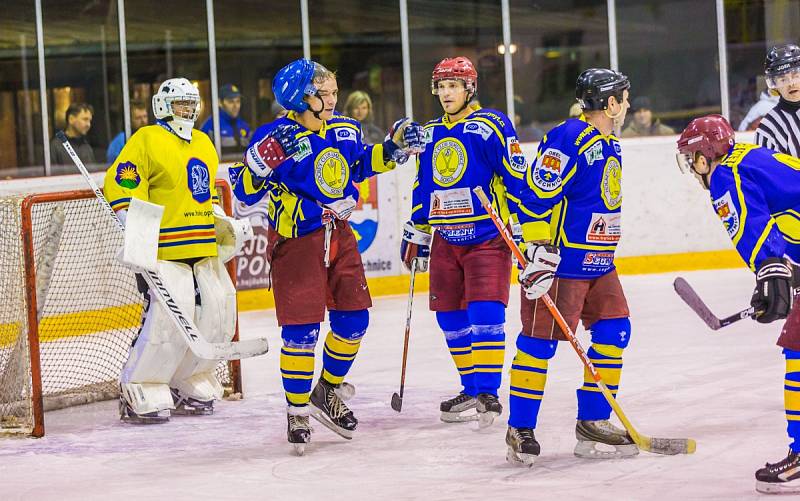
xmin=641 ymin=436 xmax=697 ymax=455
xmin=673 ymin=277 xmax=722 ymax=330
xmin=209 ymin=337 xmax=270 ymax=361
xmin=391 ymin=392 xmax=403 ymax=412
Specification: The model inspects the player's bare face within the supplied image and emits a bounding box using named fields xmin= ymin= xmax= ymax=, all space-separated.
xmin=437 ymin=80 xmax=468 ymax=115
xmin=311 ymin=78 xmax=338 ymax=121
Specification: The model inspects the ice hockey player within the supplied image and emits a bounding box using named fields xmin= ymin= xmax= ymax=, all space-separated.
xmin=755 ymin=43 xmax=800 ymax=156
xmin=677 ymin=114 xmax=800 ymax=494
xmin=230 ymin=58 xmax=424 ymax=455
xmin=507 ymin=68 xmax=634 ymax=466
xmin=104 ymin=77 xmax=251 ymax=424
xmin=401 ymin=56 xmax=525 ymax=428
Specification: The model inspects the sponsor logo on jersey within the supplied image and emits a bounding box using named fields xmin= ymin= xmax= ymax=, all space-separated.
xmin=508 ymin=137 xmax=527 ymax=172
xmin=613 ymin=141 xmax=622 ymax=155
xmin=429 ymin=187 xmax=474 ymax=218
xmin=423 ymin=127 xmax=434 ymax=144
xmin=463 ymin=121 xmax=493 ymax=140
xmin=335 ymin=127 xmax=357 ymax=142
xmin=314 ymin=147 xmax=350 ymax=198
xmin=438 ymin=222 xmax=475 ymax=242
xmin=582 ymin=251 xmax=615 ymax=267
xmin=475 ymin=111 xmax=506 ymax=128
xmin=601 ymin=157 xmax=622 ymax=209
xmin=584 ymin=141 xmax=604 ymax=166
xmin=586 ymin=212 xmax=621 ymax=243
xmin=713 ymin=191 xmax=740 ymax=238
xmin=294 ymin=137 xmax=312 ymax=162
xmin=532 ymin=147 xmax=567 ymax=192
xmin=432 ymin=138 xmax=468 ymax=187
xmin=187 ymin=158 xmax=210 ymax=203
xmin=115 ymin=161 xmax=140 ymax=189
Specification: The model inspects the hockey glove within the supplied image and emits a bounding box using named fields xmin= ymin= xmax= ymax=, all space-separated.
xmin=509 ymin=216 xmax=523 ymax=268
xmin=519 ymin=244 xmax=561 ymax=300
xmin=243 ymin=124 xmax=300 ymax=178
xmin=751 ymin=257 xmax=794 ymax=323
xmin=322 ymin=196 xmax=357 ymax=224
xmin=383 ymin=118 xmax=425 ymax=164
xmin=213 ymin=205 xmax=255 ymax=263
xmin=400 ymin=221 xmax=432 ymax=272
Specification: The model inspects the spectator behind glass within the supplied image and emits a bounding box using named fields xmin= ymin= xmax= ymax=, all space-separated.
xmin=344 ymin=90 xmax=384 ymax=144
xmin=200 ymin=83 xmax=252 ymax=155
xmin=513 ymin=96 xmax=544 ymax=142
xmin=106 ymin=101 xmax=149 ymax=163
xmin=50 ymin=102 xmax=95 ymax=165
xmin=621 ymin=96 xmax=675 ymax=137
xmin=739 ymin=76 xmax=779 ymax=131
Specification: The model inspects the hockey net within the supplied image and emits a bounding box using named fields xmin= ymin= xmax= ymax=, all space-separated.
xmin=0 ymin=181 xmax=242 ymax=437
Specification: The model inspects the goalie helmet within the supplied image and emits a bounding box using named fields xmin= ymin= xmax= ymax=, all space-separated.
xmin=273 ymin=58 xmax=318 ymax=113
xmin=677 ymin=114 xmax=735 ymax=162
xmin=765 ymin=43 xmax=800 ymax=90
xmin=152 ymin=77 xmax=200 ymax=141
xmin=576 ymin=68 xmax=630 ymax=111
xmin=431 ymin=57 xmax=477 ymax=98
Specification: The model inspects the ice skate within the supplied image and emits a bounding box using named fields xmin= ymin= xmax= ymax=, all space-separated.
xmin=309 ymin=378 xmax=357 ymax=439
xmin=574 ymin=419 xmax=639 ymax=458
xmin=506 ymin=426 xmax=540 ymax=467
xmin=476 ymin=393 xmax=502 ymax=429
xmin=287 ymin=406 xmax=313 ymax=456
xmin=755 ymin=450 xmax=800 ymax=494
xmin=119 ymin=395 xmax=169 ymax=424
xmin=170 ymin=388 xmax=214 ymax=416
xmin=439 ymin=393 xmax=477 ymax=423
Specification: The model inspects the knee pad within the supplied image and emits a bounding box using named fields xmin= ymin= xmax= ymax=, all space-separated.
xmin=282 ymin=323 xmax=321 ymax=348
xmin=516 ymin=334 xmax=558 ymax=360
xmin=589 ymin=318 xmax=632 ymax=350
xmin=436 ymin=310 xmax=470 ymax=332
xmin=329 ymin=309 xmax=369 ymax=340
xmin=467 ymin=300 xmax=505 ymax=326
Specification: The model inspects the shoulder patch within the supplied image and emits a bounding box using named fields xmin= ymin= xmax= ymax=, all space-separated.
xmin=463 ymin=121 xmax=493 ymax=140
xmin=532 ymin=147 xmax=568 ymax=191
xmin=507 ymin=137 xmax=527 ymax=172
xmin=115 ymin=161 xmax=140 ymax=189
xmin=713 ymin=191 xmax=740 ymax=238
xmin=295 ymin=137 xmax=312 ymax=161
xmin=335 ymin=127 xmax=357 ymax=142
xmin=423 ymin=126 xmax=435 ymax=145
xmin=584 ymin=141 xmax=604 ymax=166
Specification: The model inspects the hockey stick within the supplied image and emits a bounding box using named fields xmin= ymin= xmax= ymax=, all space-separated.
xmin=57 ymin=131 xmax=268 ymax=361
xmin=473 ymin=186 xmax=695 ymax=455
xmin=391 ymin=258 xmax=417 ymax=412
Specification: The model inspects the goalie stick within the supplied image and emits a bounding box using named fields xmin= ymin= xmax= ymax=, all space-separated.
xmin=673 ymin=276 xmax=800 ymax=330
xmin=57 ymin=131 xmax=269 ymax=361
xmin=473 ymin=186 xmax=695 ymax=455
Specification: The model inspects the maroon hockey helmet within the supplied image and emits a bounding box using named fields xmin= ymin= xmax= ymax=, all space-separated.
xmin=431 ymin=57 xmax=478 ymax=96
xmin=677 ymin=114 xmax=735 ymax=162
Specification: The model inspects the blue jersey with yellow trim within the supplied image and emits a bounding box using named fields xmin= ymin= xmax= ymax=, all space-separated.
xmin=517 ymin=117 xmax=623 ymax=279
xmin=708 ymin=142 xmax=800 ymax=271
xmin=230 ymin=112 xmax=394 ymax=238
xmin=411 ymin=107 xmax=526 ymax=245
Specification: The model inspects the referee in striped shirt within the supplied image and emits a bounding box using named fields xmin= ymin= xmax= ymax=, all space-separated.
xmin=756 ymin=44 xmax=800 ymax=156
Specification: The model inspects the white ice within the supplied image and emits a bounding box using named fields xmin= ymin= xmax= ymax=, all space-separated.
xmin=0 ymin=268 xmax=790 ymax=500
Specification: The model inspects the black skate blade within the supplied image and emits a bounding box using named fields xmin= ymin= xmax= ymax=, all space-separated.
xmin=391 ymin=392 xmax=403 ymax=412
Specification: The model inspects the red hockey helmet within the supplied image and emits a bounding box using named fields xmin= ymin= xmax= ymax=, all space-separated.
xmin=677 ymin=114 xmax=735 ymax=166
xmin=431 ymin=57 xmax=478 ymax=96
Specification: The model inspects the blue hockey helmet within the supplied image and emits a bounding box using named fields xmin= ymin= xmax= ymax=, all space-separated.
xmin=272 ymin=58 xmax=317 ymax=113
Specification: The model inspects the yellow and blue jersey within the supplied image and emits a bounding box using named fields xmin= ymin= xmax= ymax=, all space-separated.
xmin=411 ymin=107 xmax=526 ymax=245
xmin=517 ymin=116 xmax=623 ymax=279
xmin=103 ymin=122 xmax=220 ymax=261
xmin=230 ymin=112 xmax=394 ymax=238
xmin=708 ymin=142 xmax=800 ymax=270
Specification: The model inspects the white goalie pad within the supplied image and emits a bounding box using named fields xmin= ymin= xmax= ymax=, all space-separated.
xmin=120 ymin=260 xmax=195 ymax=413
xmin=214 ymin=205 xmax=254 ymax=263
xmin=169 ymin=257 xmax=237 ymax=402
xmin=119 ymin=198 xmax=164 ymax=273
xmin=120 ymin=382 xmax=174 ymax=415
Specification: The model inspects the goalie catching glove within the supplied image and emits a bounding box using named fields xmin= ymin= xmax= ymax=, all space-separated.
xmin=751 ymin=257 xmax=794 ymax=323
xmin=383 ymin=117 xmax=425 ymax=164
xmin=214 ymin=205 xmax=254 ymax=263
xmin=243 ymin=124 xmax=301 ymax=178
xmin=400 ymin=221 xmax=431 ymax=272
xmin=519 ymin=244 xmax=561 ymax=300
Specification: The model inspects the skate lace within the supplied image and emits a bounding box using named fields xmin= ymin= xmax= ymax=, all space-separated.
xmin=765 ymin=451 xmax=800 ymax=474
xmin=327 ymin=388 xmax=351 ymax=419
xmin=447 ymin=393 xmax=473 ymax=406
xmin=288 ymin=414 xmax=310 ymax=431
xmin=515 ymin=428 xmax=535 ymax=441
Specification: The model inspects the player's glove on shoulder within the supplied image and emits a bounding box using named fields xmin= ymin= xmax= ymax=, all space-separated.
xmin=751 ymin=257 xmax=794 ymax=323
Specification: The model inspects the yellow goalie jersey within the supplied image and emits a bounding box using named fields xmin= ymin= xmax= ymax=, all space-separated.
xmin=103 ymin=123 xmax=220 ymax=261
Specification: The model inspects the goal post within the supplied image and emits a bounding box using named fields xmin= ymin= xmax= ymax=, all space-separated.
xmin=0 ymin=180 xmax=242 ymax=437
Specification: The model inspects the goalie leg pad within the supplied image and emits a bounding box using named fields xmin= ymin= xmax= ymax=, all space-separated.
xmin=170 ymin=257 xmax=237 ymax=402
xmin=577 ymin=318 xmax=631 ymax=421
xmin=120 ymin=260 xmax=195 ymax=400
xmin=120 ymin=382 xmax=174 ymax=416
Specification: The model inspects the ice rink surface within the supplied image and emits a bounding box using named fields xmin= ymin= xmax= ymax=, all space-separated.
xmin=0 ymin=268 xmax=792 ymax=500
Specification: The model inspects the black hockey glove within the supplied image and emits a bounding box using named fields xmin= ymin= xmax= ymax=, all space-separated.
xmin=750 ymin=257 xmax=793 ymax=324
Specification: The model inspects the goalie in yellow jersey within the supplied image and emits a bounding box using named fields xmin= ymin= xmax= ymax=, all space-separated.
xmin=104 ymin=77 xmax=253 ymax=424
